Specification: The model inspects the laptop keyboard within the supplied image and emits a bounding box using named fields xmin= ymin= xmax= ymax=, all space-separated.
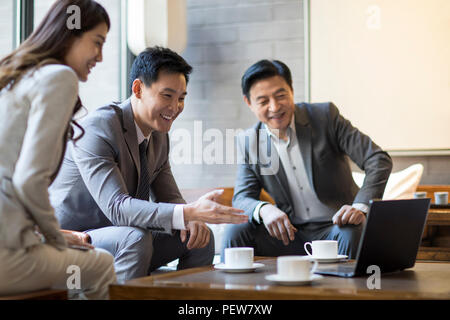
xmin=317 ymin=261 xmax=356 ymax=274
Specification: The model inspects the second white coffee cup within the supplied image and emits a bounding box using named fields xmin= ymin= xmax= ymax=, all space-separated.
xmin=224 ymin=247 xmax=254 ymax=268
xmin=435 ymin=192 xmax=449 ymax=205
xmin=304 ymin=240 xmax=338 ymax=259
xmin=277 ymin=256 xmax=318 ymax=280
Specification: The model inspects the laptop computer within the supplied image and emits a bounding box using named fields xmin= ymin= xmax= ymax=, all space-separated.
xmin=315 ymin=198 xmax=430 ymax=277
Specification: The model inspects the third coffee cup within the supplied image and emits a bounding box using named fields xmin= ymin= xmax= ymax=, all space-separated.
xmin=304 ymin=240 xmax=338 ymax=259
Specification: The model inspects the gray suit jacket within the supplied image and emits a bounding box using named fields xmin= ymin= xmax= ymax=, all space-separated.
xmin=49 ymin=99 xmax=185 ymax=234
xmin=233 ymin=102 xmax=393 ymax=223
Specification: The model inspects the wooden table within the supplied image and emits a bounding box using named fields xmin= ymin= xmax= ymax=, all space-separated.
xmin=110 ymin=258 xmax=450 ymax=300
xmin=418 ymin=207 xmax=450 ymax=261
xmin=0 ymin=289 xmax=67 ymax=300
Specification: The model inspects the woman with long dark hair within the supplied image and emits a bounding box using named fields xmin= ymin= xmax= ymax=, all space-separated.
xmin=0 ymin=0 xmax=116 ymax=299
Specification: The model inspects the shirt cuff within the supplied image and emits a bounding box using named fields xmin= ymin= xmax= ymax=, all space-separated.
xmin=352 ymin=203 xmax=369 ymax=214
xmin=172 ymin=204 xmax=186 ymax=230
xmin=253 ymin=201 xmax=270 ymax=224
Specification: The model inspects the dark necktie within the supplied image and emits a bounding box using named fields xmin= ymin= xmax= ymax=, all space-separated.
xmin=136 ymin=139 xmax=150 ymax=200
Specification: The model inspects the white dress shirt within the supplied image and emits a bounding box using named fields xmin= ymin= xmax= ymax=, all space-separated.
xmin=253 ymin=116 xmax=368 ymax=224
xmin=134 ymin=122 xmax=186 ymax=230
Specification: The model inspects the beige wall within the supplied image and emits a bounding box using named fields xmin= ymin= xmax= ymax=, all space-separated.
xmin=309 ymin=0 xmax=450 ymax=151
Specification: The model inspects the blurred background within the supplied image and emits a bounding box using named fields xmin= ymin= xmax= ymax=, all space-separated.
xmin=1 ymin=0 xmax=448 ymax=190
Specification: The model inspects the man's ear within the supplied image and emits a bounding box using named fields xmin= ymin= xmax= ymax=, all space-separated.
xmin=243 ymin=95 xmax=252 ymax=108
xmin=132 ymin=79 xmax=143 ymax=99
xmin=244 ymin=95 xmax=257 ymax=115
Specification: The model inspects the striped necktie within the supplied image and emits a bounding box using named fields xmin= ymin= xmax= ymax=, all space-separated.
xmin=135 ymin=139 xmax=150 ymax=200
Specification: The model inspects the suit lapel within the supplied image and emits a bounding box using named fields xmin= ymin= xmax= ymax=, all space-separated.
xmin=258 ymin=123 xmax=293 ymax=206
xmin=294 ymin=104 xmax=315 ymax=192
xmin=120 ymin=100 xmax=141 ymax=178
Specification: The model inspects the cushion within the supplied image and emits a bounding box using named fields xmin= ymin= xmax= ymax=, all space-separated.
xmin=352 ymin=163 xmax=424 ymax=200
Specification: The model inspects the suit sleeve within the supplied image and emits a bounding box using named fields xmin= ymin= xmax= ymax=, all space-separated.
xmin=328 ymin=102 xmax=393 ymax=204
xmin=232 ymin=132 xmax=266 ymax=223
xmin=13 ymin=67 xmax=78 ymax=249
xmin=71 ymin=118 xmax=175 ymax=233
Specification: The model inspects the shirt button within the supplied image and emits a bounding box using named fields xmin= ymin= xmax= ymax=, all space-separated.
xmin=306 ymin=207 xmax=310 ymax=212
xmin=293 ymin=166 xmax=296 ymax=170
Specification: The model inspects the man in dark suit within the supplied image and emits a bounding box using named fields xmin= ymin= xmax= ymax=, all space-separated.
xmin=223 ymin=60 xmax=392 ymax=259
xmin=49 ymin=47 xmax=246 ymax=283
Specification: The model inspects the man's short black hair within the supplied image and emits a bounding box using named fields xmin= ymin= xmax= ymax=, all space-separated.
xmin=241 ymin=60 xmax=293 ymax=100
xmin=129 ymin=46 xmax=193 ymax=91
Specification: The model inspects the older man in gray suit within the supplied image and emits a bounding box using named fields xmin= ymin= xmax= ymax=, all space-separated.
xmin=49 ymin=47 xmax=246 ymax=283
xmin=222 ymin=60 xmax=392 ymax=259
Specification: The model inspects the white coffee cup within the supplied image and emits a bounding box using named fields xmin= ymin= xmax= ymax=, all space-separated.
xmin=435 ymin=192 xmax=449 ymax=205
xmin=414 ymin=191 xmax=427 ymax=199
xmin=304 ymin=240 xmax=338 ymax=259
xmin=277 ymin=256 xmax=318 ymax=280
xmin=224 ymin=247 xmax=254 ymax=268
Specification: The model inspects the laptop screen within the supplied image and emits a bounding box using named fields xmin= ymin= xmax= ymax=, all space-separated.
xmin=353 ymin=198 xmax=430 ymax=275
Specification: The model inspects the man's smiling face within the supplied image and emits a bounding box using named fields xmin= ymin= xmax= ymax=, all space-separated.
xmin=133 ymin=70 xmax=187 ymax=134
xmin=244 ymin=75 xmax=295 ymax=135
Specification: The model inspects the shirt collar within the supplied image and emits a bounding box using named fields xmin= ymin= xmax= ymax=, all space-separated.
xmin=134 ymin=121 xmax=151 ymax=144
xmin=264 ymin=114 xmax=296 ymax=143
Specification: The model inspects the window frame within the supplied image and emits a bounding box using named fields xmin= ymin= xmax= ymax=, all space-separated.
xmin=13 ymin=0 xmax=34 ymax=49
xmin=13 ymin=0 xmax=134 ymax=100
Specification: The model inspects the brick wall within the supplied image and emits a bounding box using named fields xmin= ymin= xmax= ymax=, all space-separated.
xmin=173 ymin=0 xmax=305 ymax=189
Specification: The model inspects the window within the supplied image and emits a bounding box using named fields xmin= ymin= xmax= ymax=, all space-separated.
xmin=0 ymin=0 xmax=14 ymax=59
xmin=34 ymin=0 xmax=122 ymax=112
xmin=34 ymin=0 xmax=55 ymax=30
xmin=78 ymin=0 xmax=121 ymax=111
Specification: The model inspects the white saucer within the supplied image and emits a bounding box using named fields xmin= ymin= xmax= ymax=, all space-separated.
xmin=214 ymin=262 xmax=265 ymax=273
xmin=307 ymin=255 xmax=348 ymax=263
xmin=265 ymin=274 xmax=324 ymax=286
